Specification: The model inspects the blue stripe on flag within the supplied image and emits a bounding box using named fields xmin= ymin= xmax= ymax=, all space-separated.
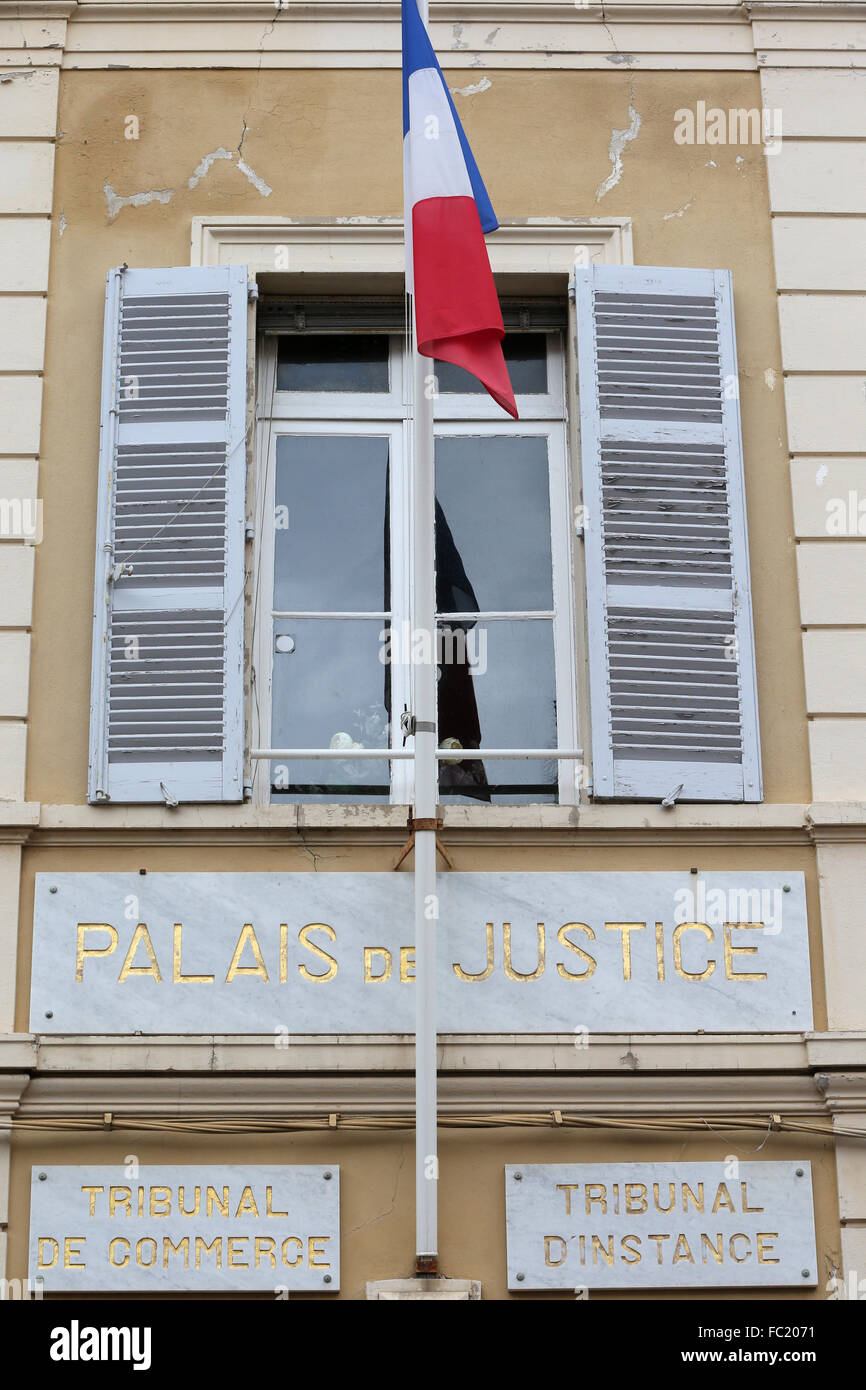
xmin=401 ymin=0 xmax=499 ymax=234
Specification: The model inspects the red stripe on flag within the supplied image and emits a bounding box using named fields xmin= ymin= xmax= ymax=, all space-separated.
xmin=412 ymin=195 xmax=518 ymax=420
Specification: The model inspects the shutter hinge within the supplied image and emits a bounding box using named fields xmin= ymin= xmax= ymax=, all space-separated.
xmin=567 ymin=279 xmax=576 ymax=302
xmin=248 ymin=282 xmax=259 ymax=303
xmin=244 ymin=523 xmax=255 ymax=542
xmin=92 ymin=788 xmax=111 ymax=804
xmin=110 ymin=562 xmax=134 ymax=583
xmin=243 ymin=781 xmax=253 ymax=800
xmin=159 ymin=780 xmax=179 ymax=809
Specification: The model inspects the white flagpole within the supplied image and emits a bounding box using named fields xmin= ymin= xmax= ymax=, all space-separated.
xmin=409 ymin=0 xmax=438 ymax=1270
xmin=412 ymin=341 xmax=438 ymax=1269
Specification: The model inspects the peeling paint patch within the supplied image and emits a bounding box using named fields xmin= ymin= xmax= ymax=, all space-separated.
xmin=450 ymin=77 xmax=492 ymax=96
xmin=736 ymin=155 xmax=745 ymax=168
xmin=662 ymin=199 xmax=693 ymax=222
xmin=705 ymin=159 xmax=717 ymax=167
xmin=58 ymin=211 xmax=66 ymax=237
xmin=451 ymin=23 xmax=468 ymax=49
xmin=764 ymin=368 xmax=778 ymax=391
xmin=605 ymin=53 xmax=636 ymax=65
xmin=188 ymin=147 xmax=233 ymax=189
xmin=104 ymin=182 xmax=173 ymax=222
xmin=484 ymin=27 xmax=501 ymax=44
xmin=236 ymin=159 xmax=272 ymax=197
xmin=596 ymin=87 xmax=641 ymax=202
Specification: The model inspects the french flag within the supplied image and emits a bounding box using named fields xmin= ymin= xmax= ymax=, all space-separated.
xmin=402 ymin=0 xmax=518 ymax=419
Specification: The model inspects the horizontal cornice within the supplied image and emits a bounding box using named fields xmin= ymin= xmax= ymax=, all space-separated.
xmin=5 ymin=801 xmax=866 ymax=847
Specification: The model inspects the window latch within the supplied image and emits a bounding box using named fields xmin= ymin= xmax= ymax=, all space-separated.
xmin=401 ymin=706 xmax=435 ymax=745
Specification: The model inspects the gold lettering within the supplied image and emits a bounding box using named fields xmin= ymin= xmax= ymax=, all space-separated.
xmin=228 ymin=1237 xmax=249 ymax=1268
xmin=163 ymin=1236 xmax=190 ymax=1268
xmin=672 ymin=1234 xmax=695 ymax=1265
xmin=76 ymin=923 xmax=118 ymax=983
xmin=625 ymin=1183 xmax=648 ymax=1214
xmin=701 ymin=1233 xmax=724 ymax=1264
xmin=621 ymin=1235 xmax=642 ymax=1264
xmin=149 ymin=1186 xmax=171 ymax=1217
xmin=653 ymin=1182 xmax=676 ymax=1214
xmin=173 ymin=924 xmax=214 ymax=984
xmin=757 ymin=1232 xmax=779 ymax=1264
xmin=235 ymin=1186 xmax=259 ymax=1219
xmin=266 ymin=1186 xmax=288 ymax=1219
xmin=195 ymin=1236 xmax=222 ymax=1268
xmin=364 ymin=947 xmax=392 ymax=983
xmin=729 ymin=1232 xmax=751 ymax=1262
xmin=81 ymin=1185 xmax=104 ymax=1217
xmin=118 ymin=923 xmax=162 ymax=983
xmin=64 ymin=1237 xmax=86 ymax=1269
xmin=452 ymin=923 xmax=495 ymax=982
xmin=585 ymin=1183 xmax=607 ymax=1215
xmin=556 ymin=1183 xmax=581 ymax=1215
xmin=712 ymin=1182 xmax=735 ymax=1214
xmin=655 ymin=921 xmax=665 ymax=981
xmin=605 ymin=922 xmax=646 ymax=981
xmin=400 ymin=947 xmax=416 ymax=983
xmin=544 ymin=1236 xmax=568 ymax=1266
xmin=109 ymin=1187 xmax=131 ymax=1219
xmin=308 ymin=1237 xmax=330 ymax=1269
xmin=591 ymin=1234 xmax=614 ymax=1266
xmin=136 ymin=1237 xmax=157 ymax=1267
xmin=280 ymin=922 xmax=288 ymax=983
xmin=556 ymin=924 xmax=596 ymax=980
xmin=281 ymin=1236 xmax=302 ymax=1268
xmin=648 ymin=1234 xmax=670 ymax=1264
xmin=683 ymin=1183 xmax=704 ymax=1213
xmin=108 ymin=1237 xmax=129 ymax=1268
xmin=225 ymin=923 xmax=269 ymax=983
xmin=723 ymin=922 xmax=766 ymax=981
xmin=741 ymin=1182 xmax=764 ymax=1213
xmin=178 ymin=1186 xmax=200 ymax=1217
xmin=37 ymin=1238 xmax=58 ymax=1269
xmin=254 ymin=1236 xmax=276 ymax=1269
xmin=206 ymin=1186 xmax=230 ymax=1219
xmin=673 ymin=922 xmax=716 ymax=980
xmin=503 ymin=922 xmax=545 ymax=981
xmin=298 ymin=923 xmax=338 ymax=982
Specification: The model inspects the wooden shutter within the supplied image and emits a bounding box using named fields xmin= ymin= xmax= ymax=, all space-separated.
xmin=574 ymin=264 xmax=761 ymax=802
xmin=88 ymin=265 xmax=248 ymax=804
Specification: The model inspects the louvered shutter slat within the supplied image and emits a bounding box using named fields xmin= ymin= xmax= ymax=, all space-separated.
xmin=88 ymin=266 xmax=248 ymax=804
xmin=575 ymin=265 xmax=761 ymax=802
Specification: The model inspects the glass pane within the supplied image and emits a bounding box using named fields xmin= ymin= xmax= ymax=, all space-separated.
xmin=435 ymin=435 xmax=552 ymax=612
xmin=437 ymin=619 xmax=557 ymax=804
xmin=270 ymin=618 xmax=391 ymax=803
xmin=434 ymin=333 xmax=548 ymax=395
xmin=274 ymin=435 xmax=389 ymax=613
xmin=277 ymin=335 xmax=390 ymax=392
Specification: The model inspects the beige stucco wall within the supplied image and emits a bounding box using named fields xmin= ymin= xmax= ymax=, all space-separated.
xmin=6 ymin=1126 xmax=840 ymax=1300
xmin=28 ymin=67 xmax=807 ymax=807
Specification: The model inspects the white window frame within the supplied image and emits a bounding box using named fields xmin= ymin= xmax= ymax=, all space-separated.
xmin=194 ymin=215 xmax=632 ymax=811
xmin=252 ymin=329 xmax=579 ymax=806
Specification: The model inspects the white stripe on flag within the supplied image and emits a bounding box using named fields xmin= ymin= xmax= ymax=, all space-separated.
xmin=405 ymin=67 xmax=472 ymax=206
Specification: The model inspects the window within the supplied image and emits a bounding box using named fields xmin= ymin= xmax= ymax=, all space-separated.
xmin=89 ymin=261 xmax=761 ymax=807
xmin=251 ymin=310 xmax=579 ymax=805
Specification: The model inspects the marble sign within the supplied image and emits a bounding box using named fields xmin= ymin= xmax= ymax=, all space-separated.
xmin=505 ymin=1162 xmax=817 ymax=1290
xmin=29 ymin=1165 xmax=340 ymax=1292
xmin=30 ymin=870 xmax=812 ymax=1034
